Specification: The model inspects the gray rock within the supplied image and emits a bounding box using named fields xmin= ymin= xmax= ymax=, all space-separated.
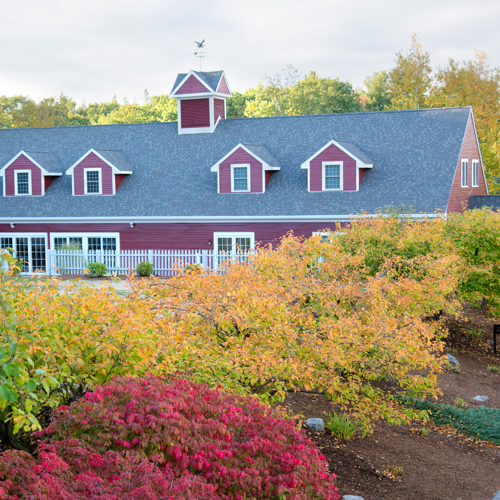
xmin=343 ymin=496 xmax=365 ymax=500
xmin=474 ymin=395 xmax=489 ymax=402
xmin=306 ymin=418 xmax=324 ymax=432
xmin=447 ymin=354 xmax=460 ymax=365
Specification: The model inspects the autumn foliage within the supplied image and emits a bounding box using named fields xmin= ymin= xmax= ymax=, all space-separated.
xmin=1 ymin=208 xmax=499 ymax=455
xmin=0 ymin=376 xmax=339 ymax=499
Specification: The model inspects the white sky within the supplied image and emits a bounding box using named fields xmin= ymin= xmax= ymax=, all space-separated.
xmin=1 ymin=0 xmax=499 ymax=105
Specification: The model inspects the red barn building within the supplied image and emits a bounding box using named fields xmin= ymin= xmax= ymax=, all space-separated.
xmin=0 ymin=69 xmax=489 ymax=274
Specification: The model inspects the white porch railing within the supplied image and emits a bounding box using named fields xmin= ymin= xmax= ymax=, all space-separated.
xmin=43 ymin=249 xmax=248 ymax=276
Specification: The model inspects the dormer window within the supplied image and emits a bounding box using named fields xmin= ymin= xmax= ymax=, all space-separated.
xmin=323 ymin=162 xmax=342 ymax=190
xmin=231 ymin=165 xmax=250 ymax=192
xmin=301 ymin=140 xmax=372 ymax=192
xmin=15 ymin=171 xmax=31 ymax=195
xmin=0 ymin=151 xmax=63 ymax=197
xmin=66 ymin=149 xmax=133 ymax=196
xmin=211 ymin=143 xmax=280 ymax=194
xmin=85 ymin=169 xmax=101 ymax=194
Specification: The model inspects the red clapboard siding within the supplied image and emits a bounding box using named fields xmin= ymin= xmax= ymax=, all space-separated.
xmin=309 ymin=144 xmax=356 ymax=191
xmin=0 ymin=221 xmax=349 ymax=250
xmin=219 ymin=148 xmax=263 ymax=193
xmin=214 ymin=99 xmax=225 ymax=122
xmin=359 ymin=168 xmax=365 ymax=185
xmin=4 ymin=155 xmax=43 ymax=196
xmin=44 ymin=177 xmax=53 ymax=192
xmin=265 ymin=171 xmax=273 ymax=188
xmin=216 ymin=76 xmax=230 ymax=95
xmin=447 ymin=114 xmax=488 ymax=213
xmin=175 ymin=74 xmax=210 ymax=95
xmin=180 ymin=99 xmax=211 ymax=128
xmin=73 ymin=153 xmax=114 ymax=196
xmin=115 ymin=174 xmax=126 ymax=190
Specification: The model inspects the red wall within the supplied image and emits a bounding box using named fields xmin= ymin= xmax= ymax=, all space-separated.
xmin=180 ymin=99 xmax=210 ymax=128
xmin=4 ymin=155 xmax=43 ymax=196
xmin=219 ymin=148 xmax=263 ymax=193
xmin=115 ymin=174 xmax=126 ymax=190
xmin=217 ymin=76 xmax=230 ymax=95
xmin=309 ymin=144 xmax=356 ymax=192
xmin=447 ymin=114 xmax=488 ymax=213
xmin=73 ymin=153 xmax=114 ymax=196
xmin=0 ymin=222 xmax=346 ymax=250
xmin=214 ymin=98 xmax=225 ymax=122
xmin=175 ymin=74 xmax=210 ymax=95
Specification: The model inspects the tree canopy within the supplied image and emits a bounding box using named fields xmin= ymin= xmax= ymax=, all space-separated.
xmin=1 ymin=37 xmax=499 ymax=190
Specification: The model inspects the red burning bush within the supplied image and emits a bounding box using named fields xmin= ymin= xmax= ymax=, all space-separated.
xmin=0 ymin=376 xmax=339 ymax=499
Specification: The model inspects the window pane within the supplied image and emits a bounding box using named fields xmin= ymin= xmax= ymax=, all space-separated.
xmin=86 ymin=171 xmax=100 ymax=193
xmin=69 ymin=237 xmax=83 ymax=250
xmin=325 ymin=165 xmax=340 ymax=190
xmin=233 ymin=167 xmax=248 ymax=191
xmin=235 ymin=237 xmax=251 ymax=250
xmin=217 ymin=237 xmax=232 ymax=253
xmin=88 ymin=237 xmax=101 ymax=251
xmin=17 ymin=172 xmax=29 ymax=194
xmin=31 ymin=237 xmax=46 ymax=272
xmin=54 ymin=237 xmax=67 ymax=249
xmin=0 ymin=237 xmax=13 ymax=250
xmin=16 ymin=238 xmax=29 ymax=272
xmin=102 ymin=238 xmax=116 ymax=251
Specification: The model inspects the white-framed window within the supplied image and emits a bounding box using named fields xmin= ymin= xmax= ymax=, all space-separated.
xmin=322 ymin=162 xmax=343 ymax=191
xmin=51 ymin=233 xmax=120 ymax=272
xmin=214 ymin=232 xmax=254 ymax=254
xmin=0 ymin=233 xmax=47 ymax=273
xmin=461 ymin=159 xmax=469 ymax=188
xmin=14 ymin=170 xmax=32 ymax=196
xmin=472 ymin=160 xmax=479 ymax=187
xmin=85 ymin=169 xmax=102 ymax=194
xmin=231 ymin=164 xmax=250 ymax=192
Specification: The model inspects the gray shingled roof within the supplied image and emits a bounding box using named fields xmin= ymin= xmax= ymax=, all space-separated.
xmin=94 ymin=149 xmax=134 ymax=172
xmin=0 ymin=107 xmax=471 ymax=219
xmin=171 ymin=71 xmax=223 ymax=95
xmin=336 ymin=141 xmax=373 ymax=165
xmin=468 ymin=195 xmax=500 ymax=211
xmin=24 ymin=151 xmax=63 ymax=173
xmin=242 ymin=144 xmax=280 ymax=168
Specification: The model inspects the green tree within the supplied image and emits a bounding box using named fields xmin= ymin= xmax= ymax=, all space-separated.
xmin=362 ymin=71 xmax=392 ymax=111
xmin=389 ymin=34 xmax=433 ymax=109
xmin=243 ymin=66 xmax=363 ymax=118
xmin=431 ymin=51 xmax=500 ymax=192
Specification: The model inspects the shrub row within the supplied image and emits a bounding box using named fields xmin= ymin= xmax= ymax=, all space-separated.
xmin=0 ymin=376 xmax=339 ymax=499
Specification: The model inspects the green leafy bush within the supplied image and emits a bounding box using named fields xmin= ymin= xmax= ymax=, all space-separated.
xmin=86 ymin=261 xmax=107 ymax=277
xmin=443 ymin=207 xmax=500 ymax=314
xmin=135 ymin=260 xmax=154 ymax=276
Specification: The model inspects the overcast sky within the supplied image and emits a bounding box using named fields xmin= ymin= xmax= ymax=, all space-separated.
xmin=1 ymin=0 xmax=499 ymax=105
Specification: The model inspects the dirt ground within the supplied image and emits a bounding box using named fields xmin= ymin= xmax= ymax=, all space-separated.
xmin=280 ymin=305 xmax=500 ymax=500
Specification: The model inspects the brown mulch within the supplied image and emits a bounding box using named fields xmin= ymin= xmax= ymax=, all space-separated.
xmin=280 ymin=305 xmax=500 ymax=500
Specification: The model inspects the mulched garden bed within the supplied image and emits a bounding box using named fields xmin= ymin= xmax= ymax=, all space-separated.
xmin=279 ymin=305 xmax=500 ymax=500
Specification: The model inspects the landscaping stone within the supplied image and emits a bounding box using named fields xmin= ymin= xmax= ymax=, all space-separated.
xmin=474 ymin=395 xmax=489 ymax=402
xmin=343 ymin=496 xmax=365 ymax=500
xmin=447 ymin=354 xmax=460 ymax=365
xmin=306 ymin=418 xmax=324 ymax=431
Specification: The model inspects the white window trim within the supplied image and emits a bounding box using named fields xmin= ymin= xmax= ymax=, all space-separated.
xmin=322 ymin=161 xmax=343 ymax=191
xmin=84 ymin=168 xmax=102 ymax=195
xmin=0 ymin=233 xmax=48 ymax=274
xmin=214 ymin=232 xmax=255 ymax=252
xmin=472 ymin=159 xmax=479 ymax=187
xmin=14 ymin=170 xmax=32 ymax=196
xmin=231 ymin=164 xmax=251 ymax=193
xmin=50 ymin=233 xmax=120 ymax=253
xmin=461 ymin=159 xmax=469 ymax=188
